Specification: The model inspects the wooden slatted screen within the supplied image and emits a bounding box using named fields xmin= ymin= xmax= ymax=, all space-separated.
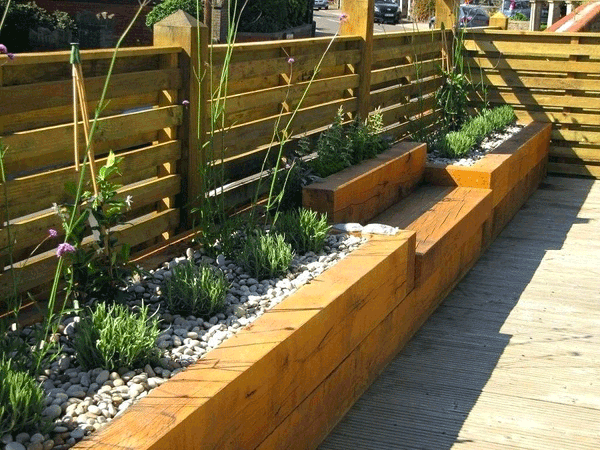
xmin=463 ymin=29 xmax=600 ymax=177
xmin=0 ymin=46 xmax=184 ymax=301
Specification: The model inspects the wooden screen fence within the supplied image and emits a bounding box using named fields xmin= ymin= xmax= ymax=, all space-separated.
xmin=0 ymin=46 xmax=184 ymax=302
xmin=463 ymin=29 xmax=600 ymax=177
xmin=0 ymin=13 xmax=447 ymax=305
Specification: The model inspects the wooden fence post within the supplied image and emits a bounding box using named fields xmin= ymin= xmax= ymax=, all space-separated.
xmin=154 ymin=10 xmax=209 ymax=230
xmin=435 ymin=0 xmax=458 ymax=29
xmin=340 ymin=0 xmax=374 ymax=120
xmin=490 ymin=11 xmax=509 ymax=29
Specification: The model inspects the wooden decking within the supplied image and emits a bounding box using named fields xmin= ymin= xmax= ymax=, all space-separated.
xmin=319 ymin=175 xmax=600 ymax=450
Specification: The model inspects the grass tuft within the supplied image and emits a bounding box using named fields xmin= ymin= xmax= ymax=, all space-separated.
xmin=274 ymin=208 xmax=330 ymax=255
xmin=237 ymin=231 xmax=294 ymax=280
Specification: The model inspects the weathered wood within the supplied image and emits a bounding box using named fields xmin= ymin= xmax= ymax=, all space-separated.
xmin=303 ymin=142 xmax=426 ymax=224
xmin=0 ymin=69 xmax=181 ymax=117
xmin=375 ymin=185 xmax=493 ymax=284
xmin=74 ymin=232 xmax=416 ymax=450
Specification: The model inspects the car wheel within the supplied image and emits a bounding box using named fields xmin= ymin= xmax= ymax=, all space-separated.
xmin=325 ymin=5 xmax=328 ymax=9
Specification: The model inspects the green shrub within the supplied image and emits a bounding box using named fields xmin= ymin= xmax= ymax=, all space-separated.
xmin=237 ymin=232 xmax=293 ymax=280
xmin=146 ymin=0 xmax=202 ymax=27
xmin=304 ymin=107 xmax=352 ymax=178
xmin=237 ymin=0 xmax=310 ymax=33
xmin=305 ymin=107 xmax=388 ymax=178
xmin=72 ymin=303 xmax=160 ymax=371
xmin=512 ymin=12 xmax=528 ymax=21
xmin=0 ymin=358 xmax=47 ymax=435
xmin=274 ymin=208 xmax=330 ymax=254
xmin=165 ymin=261 xmax=228 ymax=318
xmin=439 ymin=105 xmax=516 ymax=158
xmin=440 ymin=131 xmax=476 ymax=158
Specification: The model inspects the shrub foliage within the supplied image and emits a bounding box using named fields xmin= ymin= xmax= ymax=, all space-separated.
xmin=237 ymin=231 xmax=294 ymax=280
xmin=274 ymin=208 xmax=330 ymax=255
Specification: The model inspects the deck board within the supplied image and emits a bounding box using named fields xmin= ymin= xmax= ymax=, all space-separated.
xmin=318 ymin=175 xmax=600 ymax=450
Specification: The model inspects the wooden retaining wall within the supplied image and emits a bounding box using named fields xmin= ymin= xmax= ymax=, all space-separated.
xmin=463 ymin=29 xmax=600 ymax=178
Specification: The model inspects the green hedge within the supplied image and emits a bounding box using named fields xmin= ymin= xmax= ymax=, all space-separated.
xmin=146 ymin=0 xmax=202 ymax=27
xmin=237 ymin=0 xmax=311 ymax=33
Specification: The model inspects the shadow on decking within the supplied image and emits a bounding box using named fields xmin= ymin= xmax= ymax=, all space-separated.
xmin=319 ymin=175 xmax=595 ymax=450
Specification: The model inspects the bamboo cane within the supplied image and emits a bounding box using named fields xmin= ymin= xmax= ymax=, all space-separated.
xmin=70 ymin=44 xmax=80 ymax=172
xmin=70 ymin=43 xmax=99 ymax=198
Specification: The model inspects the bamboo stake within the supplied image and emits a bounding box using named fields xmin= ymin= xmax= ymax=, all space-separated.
xmin=71 ymin=57 xmax=79 ymax=172
xmin=70 ymin=43 xmax=99 ymax=198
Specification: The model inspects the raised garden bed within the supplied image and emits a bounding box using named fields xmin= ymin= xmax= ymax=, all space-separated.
xmin=74 ymin=231 xmax=416 ymax=449
xmin=302 ymin=141 xmax=426 ymax=224
xmin=424 ymin=122 xmax=551 ymax=240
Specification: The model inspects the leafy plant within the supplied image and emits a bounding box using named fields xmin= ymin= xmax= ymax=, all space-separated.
xmin=274 ymin=208 xmax=330 ymax=254
xmin=145 ymin=0 xmax=202 ymax=27
xmin=0 ymin=358 xmax=47 ymax=435
xmin=512 ymin=12 xmax=528 ymax=21
xmin=346 ymin=110 xmax=389 ymax=164
xmin=237 ymin=231 xmax=293 ymax=280
xmin=437 ymin=28 xmax=472 ymax=131
xmin=438 ymin=105 xmax=517 ymax=158
xmin=59 ymin=151 xmax=136 ymax=302
xmin=165 ymin=261 xmax=229 ymax=318
xmin=72 ymin=302 xmax=160 ymax=371
xmin=302 ymin=106 xmax=352 ymax=178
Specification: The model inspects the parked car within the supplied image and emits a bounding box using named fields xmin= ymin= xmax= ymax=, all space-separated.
xmin=458 ymin=4 xmax=490 ymax=27
xmin=374 ymin=0 xmax=401 ymax=24
xmin=429 ymin=5 xmax=489 ymax=28
xmin=501 ymin=0 xmax=531 ymax=18
xmin=314 ymin=0 xmax=328 ymax=10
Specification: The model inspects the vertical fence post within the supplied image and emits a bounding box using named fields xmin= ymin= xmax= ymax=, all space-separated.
xmin=340 ymin=0 xmax=374 ymax=120
xmin=435 ymin=0 xmax=457 ymax=29
xmin=490 ymin=11 xmax=509 ymax=30
xmin=154 ymin=10 xmax=209 ymax=230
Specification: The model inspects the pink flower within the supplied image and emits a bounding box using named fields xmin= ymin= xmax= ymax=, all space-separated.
xmin=339 ymin=13 xmax=349 ymax=22
xmin=288 ymin=57 xmax=295 ymax=64
xmin=7 ymin=53 xmax=14 ymax=60
xmin=0 ymin=44 xmax=6 ymax=54
xmin=48 ymin=229 xmax=58 ymax=238
xmin=56 ymin=242 xmax=76 ymax=258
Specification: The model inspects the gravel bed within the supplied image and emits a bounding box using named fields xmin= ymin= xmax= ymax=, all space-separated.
xmin=427 ymin=124 xmax=524 ymax=167
xmin=1 ymin=231 xmax=378 ymax=450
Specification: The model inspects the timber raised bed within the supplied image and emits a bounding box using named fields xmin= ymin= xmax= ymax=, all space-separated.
xmin=424 ymin=122 xmax=551 ymax=240
xmin=75 ymin=231 xmax=417 ymax=450
xmin=302 ymin=141 xmax=426 ymax=224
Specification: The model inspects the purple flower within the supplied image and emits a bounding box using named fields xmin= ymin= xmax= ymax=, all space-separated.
xmin=56 ymin=242 xmax=76 ymax=258
xmin=7 ymin=53 xmax=14 ymax=60
xmin=182 ymin=99 xmax=190 ymax=106
xmin=339 ymin=13 xmax=349 ymax=22
xmin=288 ymin=57 xmax=295 ymax=64
xmin=48 ymin=229 xmax=58 ymax=238
xmin=0 ymin=44 xmax=6 ymax=54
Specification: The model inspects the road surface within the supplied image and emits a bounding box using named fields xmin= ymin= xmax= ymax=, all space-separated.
xmin=313 ymin=9 xmax=429 ymax=36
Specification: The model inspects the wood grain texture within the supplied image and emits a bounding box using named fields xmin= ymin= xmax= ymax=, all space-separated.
xmin=320 ymin=175 xmax=600 ymax=450
xmin=302 ymin=142 xmax=427 ymax=224
xmin=73 ymin=232 xmax=416 ymax=450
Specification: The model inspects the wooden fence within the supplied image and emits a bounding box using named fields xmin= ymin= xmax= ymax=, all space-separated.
xmin=463 ymin=29 xmax=600 ymax=177
xmin=0 ymin=16 xmax=448 ymax=304
xmin=0 ymin=46 xmax=184 ymax=300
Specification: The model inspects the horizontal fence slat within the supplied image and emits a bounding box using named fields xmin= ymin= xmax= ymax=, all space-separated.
xmin=370 ymin=76 xmax=444 ymax=110
xmin=470 ymin=72 xmax=600 ymax=92
xmin=2 ymin=46 xmax=181 ymax=66
xmin=2 ymin=92 xmax=159 ymax=134
xmin=372 ymin=42 xmax=443 ymax=64
xmin=3 ymin=106 xmax=183 ymax=174
xmin=513 ymin=110 xmax=600 ymax=127
xmin=550 ymin=145 xmax=600 ymax=162
xmin=465 ymin=56 xmax=600 ymax=74
xmin=552 ymin=129 xmax=600 ymax=144
xmin=371 ymin=58 xmax=441 ymax=87
xmin=469 ymin=90 xmax=600 ymax=110
xmin=1 ymin=69 xmax=181 ymax=117
xmin=548 ymin=162 xmax=600 ymax=177
xmin=0 ymin=141 xmax=181 ymax=222
xmin=464 ymin=38 xmax=600 ymax=57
